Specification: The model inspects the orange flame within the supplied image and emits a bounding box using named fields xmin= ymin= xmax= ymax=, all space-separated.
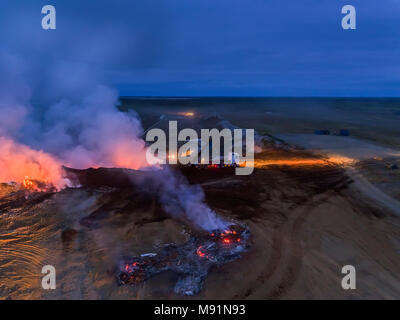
xmin=0 ymin=136 xmax=65 ymax=190
xmin=22 ymin=177 xmax=35 ymax=189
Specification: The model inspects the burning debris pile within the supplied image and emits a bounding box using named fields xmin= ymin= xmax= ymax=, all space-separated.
xmin=117 ymin=224 xmax=250 ymax=296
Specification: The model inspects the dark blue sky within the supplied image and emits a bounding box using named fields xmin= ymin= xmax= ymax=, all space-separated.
xmin=1 ymin=0 xmax=399 ymax=96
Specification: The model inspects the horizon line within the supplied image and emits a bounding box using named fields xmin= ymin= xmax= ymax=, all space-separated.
xmin=120 ymin=95 xmax=400 ymax=99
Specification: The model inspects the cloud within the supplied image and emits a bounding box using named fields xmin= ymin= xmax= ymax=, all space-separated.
xmin=0 ymin=1 xmax=399 ymax=96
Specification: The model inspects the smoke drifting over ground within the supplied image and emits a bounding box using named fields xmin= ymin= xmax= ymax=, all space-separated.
xmin=0 ymin=60 xmax=224 ymax=229
xmin=158 ymin=170 xmax=229 ymax=231
xmin=0 ymin=3 xmax=225 ymax=231
xmin=132 ymin=168 xmax=229 ymax=231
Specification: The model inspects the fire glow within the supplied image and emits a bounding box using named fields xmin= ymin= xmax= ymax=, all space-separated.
xmin=177 ymin=112 xmax=195 ymax=117
xmin=253 ymin=156 xmax=355 ymax=168
xmin=22 ymin=177 xmax=35 ymax=189
xmin=118 ymin=224 xmax=250 ymax=295
xmin=195 ymin=227 xmax=243 ymax=258
xmin=0 ymin=85 xmax=150 ymax=190
xmin=0 ymin=136 xmax=65 ymax=190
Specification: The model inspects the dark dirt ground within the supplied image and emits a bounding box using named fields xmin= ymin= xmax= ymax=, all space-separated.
xmin=1 ymin=144 xmax=399 ymax=299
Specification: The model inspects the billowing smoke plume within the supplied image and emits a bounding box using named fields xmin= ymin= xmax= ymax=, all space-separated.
xmin=0 ymin=2 xmax=226 ymax=231
xmin=159 ymin=171 xmax=229 ymax=231
xmin=133 ymin=168 xmax=230 ymax=231
xmin=0 ymin=51 xmax=63 ymax=187
xmin=0 ymin=1 xmax=167 ymax=188
xmin=0 ymin=57 xmax=225 ymax=230
xmin=25 ymin=84 xmax=148 ymax=170
xmin=0 ymin=52 xmax=148 ymax=188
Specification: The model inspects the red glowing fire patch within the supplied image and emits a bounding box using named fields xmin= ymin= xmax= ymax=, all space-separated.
xmin=123 ymin=261 xmax=141 ymax=273
xmin=195 ymin=226 xmax=244 ymax=259
xmin=196 ymin=246 xmax=207 ymax=258
xmin=211 ymin=226 xmax=243 ymax=245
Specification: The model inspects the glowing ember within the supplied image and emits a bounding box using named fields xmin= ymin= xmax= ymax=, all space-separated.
xmin=209 ymin=225 xmax=244 ymax=245
xmin=207 ymin=164 xmax=219 ymax=169
xmin=23 ymin=177 xmax=35 ymax=189
xmin=196 ymin=246 xmax=207 ymax=258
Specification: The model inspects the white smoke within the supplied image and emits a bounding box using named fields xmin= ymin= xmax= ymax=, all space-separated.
xmin=0 ymin=3 xmax=227 ymax=231
xmin=27 ymin=84 xmax=148 ymax=170
xmin=0 ymin=52 xmax=149 ymax=187
xmin=132 ymin=167 xmax=230 ymax=231
xmin=0 ymin=56 xmax=226 ymax=230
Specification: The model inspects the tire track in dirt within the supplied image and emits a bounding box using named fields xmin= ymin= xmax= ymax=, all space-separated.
xmin=234 ymin=223 xmax=283 ymax=299
xmin=234 ymin=192 xmax=333 ymax=299
xmin=263 ymin=192 xmax=336 ymax=299
xmin=263 ymin=205 xmax=312 ymax=299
